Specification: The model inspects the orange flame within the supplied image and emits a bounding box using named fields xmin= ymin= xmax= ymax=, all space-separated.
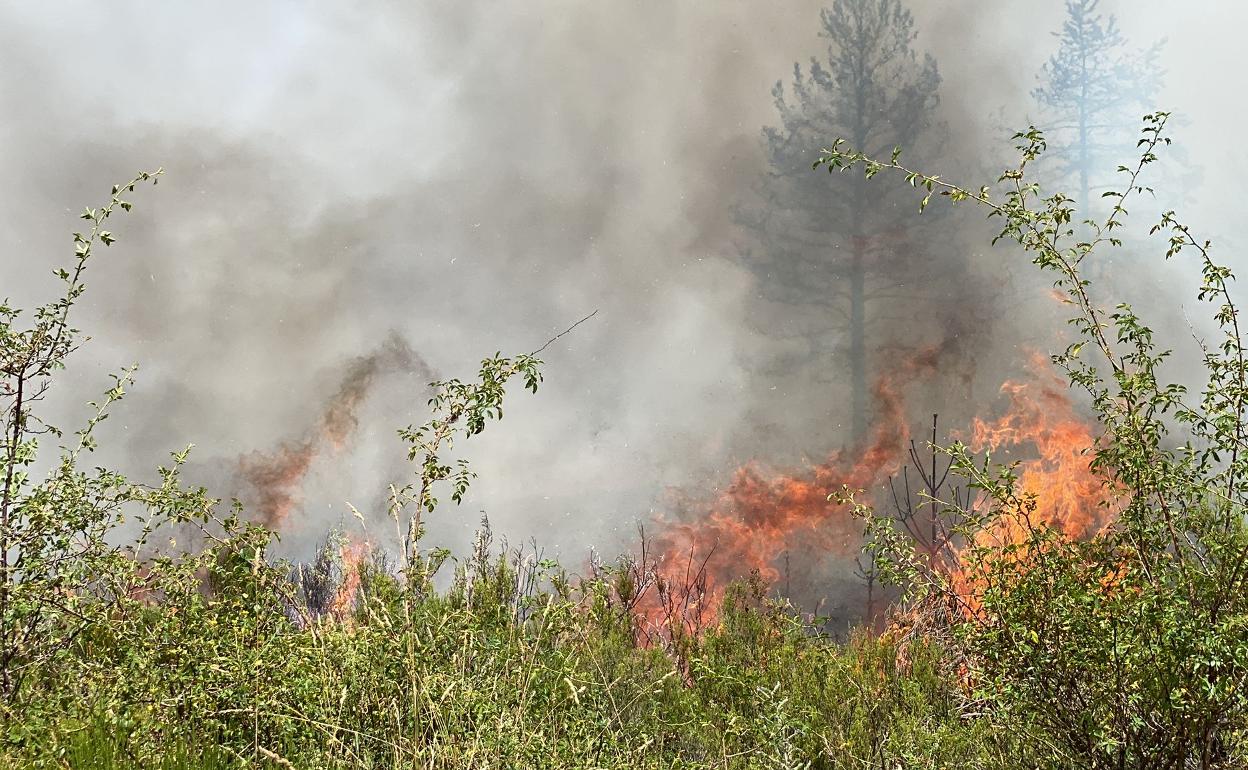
xmin=238 ymin=334 xmax=430 ymax=528
xmin=329 ymin=537 xmax=370 ymax=623
xmin=964 ymin=354 xmax=1110 ymax=540
xmin=238 ymin=442 xmax=317 ymax=530
xmin=948 ymin=354 xmax=1119 ymax=611
xmin=646 ymin=344 xmax=950 ymax=631
xmin=649 ymin=345 xmax=1116 ymax=634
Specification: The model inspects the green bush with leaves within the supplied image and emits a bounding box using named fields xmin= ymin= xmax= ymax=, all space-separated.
xmin=821 ymin=112 xmax=1248 ymax=768
xmin=0 ymin=172 xmax=300 ymax=764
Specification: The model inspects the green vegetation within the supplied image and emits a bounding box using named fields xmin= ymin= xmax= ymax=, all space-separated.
xmin=11 ymin=544 xmax=1010 ymax=768
xmin=0 ymin=170 xmax=996 ymax=769
xmin=2 ymin=82 xmax=1247 ymax=770
xmin=821 ymin=111 xmax=1248 ymax=767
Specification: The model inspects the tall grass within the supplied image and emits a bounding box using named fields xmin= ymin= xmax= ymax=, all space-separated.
xmin=3 ymin=526 xmax=1016 ymax=769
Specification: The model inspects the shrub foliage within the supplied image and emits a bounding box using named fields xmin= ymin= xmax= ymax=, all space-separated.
xmin=821 ymin=112 xmax=1248 ymax=768
xmin=1 ymin=114 xmax=1246 ymax=768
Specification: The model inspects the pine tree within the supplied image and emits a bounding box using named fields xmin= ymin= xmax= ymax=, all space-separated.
xmin=1033 ymin=0 xmax=1163 ymax=222
xmin=742 ymin=0 xmax=946 ymax=445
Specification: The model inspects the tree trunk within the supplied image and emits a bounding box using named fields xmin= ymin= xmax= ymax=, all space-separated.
xmin=1079 ymin=44 xmax=1091 ymax=229
xmin=850 ymin=79 xmax=869 ymax=447
xmin=850 ymin=234 xmax=867 ymax=445
xmin=0 ymin=373 xmax=22 ymax=696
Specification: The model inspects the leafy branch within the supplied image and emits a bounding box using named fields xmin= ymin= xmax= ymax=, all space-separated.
xmin=392 ymin=310 xmax=598 ymax=573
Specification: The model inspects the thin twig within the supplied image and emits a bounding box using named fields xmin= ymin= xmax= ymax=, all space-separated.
xmin=530 ymin=309 xmax=600 ymax=356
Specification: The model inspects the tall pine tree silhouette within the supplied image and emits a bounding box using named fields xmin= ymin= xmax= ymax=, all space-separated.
xmin=742 ymin=0 xmax=946 ymax=445
xmin=1033 ymin=0 xmax=1163 ymax=223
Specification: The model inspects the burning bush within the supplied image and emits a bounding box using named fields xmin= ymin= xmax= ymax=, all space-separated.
xmin=824 ymin=113 xmax=1248 ymax=768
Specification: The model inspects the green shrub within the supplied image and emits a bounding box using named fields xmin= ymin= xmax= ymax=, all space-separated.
xmin=824 ymin=113 xmax=1248 ymax=768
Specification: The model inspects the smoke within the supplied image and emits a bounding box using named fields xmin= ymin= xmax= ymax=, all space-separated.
xmin=237 ymin=333 xmax=433 ymax=530
xmin=0 ymin=0 xmax=1243 ymax=568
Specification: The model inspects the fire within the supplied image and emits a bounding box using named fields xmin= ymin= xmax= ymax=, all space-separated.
xmin=646 ymin=344 xmax=949 ymax=631
xmin=647 ymin=346 xmax=1114 ymax=633
xmin=964 ymin=354 xmax=1111 ymax=542
xmin=948 ymin=354 xmax=1119 ymax=611
xmin=238 ymin=333 xmax=431 ymax=528
xmin=239 ymin=443 xmax=316 ymax=530
xmin=329 ymin=537 xmax=370 ymax=623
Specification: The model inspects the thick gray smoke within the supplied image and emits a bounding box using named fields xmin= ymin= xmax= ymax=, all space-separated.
xmin=0 ymin=1 xmax=1242 ymax=567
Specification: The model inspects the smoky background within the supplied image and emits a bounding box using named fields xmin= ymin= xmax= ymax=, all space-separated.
xmin=0 ymin=1 xmax=1241 ymax=584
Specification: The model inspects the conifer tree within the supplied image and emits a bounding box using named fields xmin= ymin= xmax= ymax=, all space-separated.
xmin=1033 ymin=0 xmax=1163 ymax=221
xmin=743 ymin=0 xmax=947 ymax=444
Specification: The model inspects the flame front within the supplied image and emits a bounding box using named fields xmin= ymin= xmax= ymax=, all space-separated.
xmin=948 ymin=356 xmax=1119 ymax=612
xmin=647 ymin=345 xmax=948 ymax=629
xmin=965 ymin=359 xmax=1110 ymax=541
xmin=649 ymin=348 xmax=1116 ymax=632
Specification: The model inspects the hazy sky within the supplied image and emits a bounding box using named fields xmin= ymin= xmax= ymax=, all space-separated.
xmin=1 ymin=1 xmax=1242 ymax=560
